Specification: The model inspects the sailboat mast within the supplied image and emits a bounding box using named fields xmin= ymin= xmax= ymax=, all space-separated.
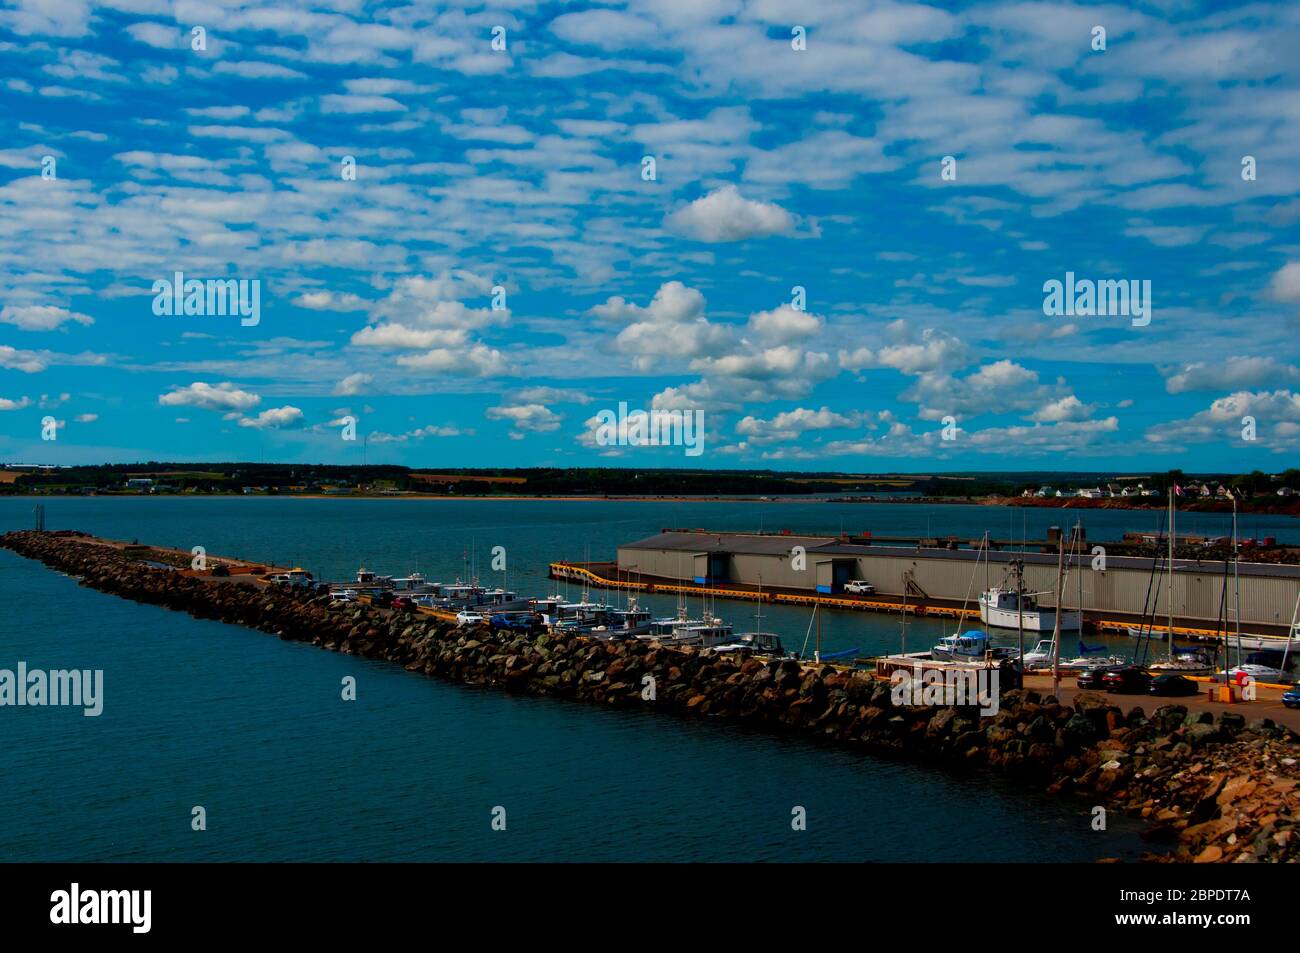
xmin=1168 ymin=487 xmax=1175 ymax=661
xmin=1281 ymin=590 xmax=1299 ymax=674
xmin=1233 ymin=493 xmax=1242 ymax=669
xmin=1051 ymin=532 xmax=1064 ymax=694
xmin=815 ymin=601 xmax=822 ymax=665
xmin=1016 ymin=559 xmax=1024 ymax=667
xmin=982 ymin=531 xmax=989 ymax=633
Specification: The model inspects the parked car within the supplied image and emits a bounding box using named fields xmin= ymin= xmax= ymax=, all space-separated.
xmin=844 ymin=580 xmax=875 ymax=595
xmin=1076 ymin=666 xmax=1122 ymax=690
xmin=391 ymin=596 xmax=418 ymax=612
xmin=1149 ymin=673 xmax=1200 ymax=697
xmin=372 ymin=591 xmax=394 ymax=608
xmin=1102 ymin=665 xmax=1152 ymax=694
xmin=1283 ymin=682 xmax=1300 ymax=710
xmin=456 ymin=611 xmax=485 ymax=627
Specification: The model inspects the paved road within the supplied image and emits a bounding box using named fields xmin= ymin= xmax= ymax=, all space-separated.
xmin=1023 ymin=673 xmax=1300 ymax=732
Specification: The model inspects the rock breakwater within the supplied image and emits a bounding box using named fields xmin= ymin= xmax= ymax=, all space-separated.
xmin=4 ymin=529 xmax=1299 ymax=863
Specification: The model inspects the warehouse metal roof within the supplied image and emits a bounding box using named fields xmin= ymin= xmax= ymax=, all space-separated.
xmin=618 ymin=530 xmax=1300 ymax=580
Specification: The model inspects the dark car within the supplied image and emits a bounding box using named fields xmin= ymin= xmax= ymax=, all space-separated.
xmin=1283 ymin=683 xmax=1300 ymax=710
xmin=390 ymin=596 xmax=418 ymax=612
xmin=372 ymin=591 xmax=395 ymax=608
xmin=1149 ymin=673 xmax=1200 ymax=697
xmin=1102 ymin=665 xmax=1152 ymax=694
xmin=1076 ymin=666 xmax=1122 ymax=690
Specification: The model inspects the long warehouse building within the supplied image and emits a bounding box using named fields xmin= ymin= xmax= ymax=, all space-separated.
xmin=616 ymin=529 xmax=1300 ymax=632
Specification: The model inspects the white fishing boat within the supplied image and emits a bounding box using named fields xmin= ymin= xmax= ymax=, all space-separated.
xmin=670 ymin=618 xmax=735 ymax=647
xmin=391 ymin=571 xmax=435 ymax=593
xmin=931 ymin=630 xmax=996 ymax=662
xmin=980 ymin=586 xmax=1080 ymax=633
xmin=712 ymin=631 xmax=789 ymax=657
xmin=353 ymin=567 xmax=392 ymax=589
xmin=589 ymin=600 xmax=653 ymax=639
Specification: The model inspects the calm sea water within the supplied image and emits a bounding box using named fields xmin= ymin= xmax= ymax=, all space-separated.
xmin=0 ymin=496 xmax=1237 ymax=861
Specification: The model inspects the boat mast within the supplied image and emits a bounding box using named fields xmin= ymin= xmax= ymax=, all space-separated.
xmin=1075 ymin=519 xmax=1083 ymax=628
xmin=1281 ymin=590 xmax=1299 ymax=674
xmin=815 ymin=600 xmax=821 ymax=665
xmin=1051 ymin=531 xmax=1064 ymax=695
xmin=1232 ymin=492 xmax=1242 ymax=669
xmin=1168 ymin=486 xmax=1175 ymax=661
xmin=982 ymin=531 xmax=990 ymax=633
xmin=901 ymin=580 xmax=909 ymax=656
xmin=1015 ymin=559 xmax=1024 ymax=668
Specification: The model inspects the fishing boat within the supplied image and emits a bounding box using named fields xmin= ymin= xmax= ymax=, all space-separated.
xmin=643 ymin=577 xmax=732 ymax=646
xmin=933 ymin=532 xmax=1019 ymax=664
xmin=664 ymin=615 xmax=735 ymax=647
xmin=979 ymin=586 xmax=1081 ymax=633
xmin=712 ymin=631 xmax=790 ymax=658
xmin=931 ymin=630 xmax=1003 ymax=662
xmin=353 ymin=567 xmax=392 ymax=589
xmin=534 ymin=596 xmax=612 ymax=632
xmin=391 ymin=572 xmax=435 ymax=594
xmin=587 ymin=596 xmax=653 ymax=639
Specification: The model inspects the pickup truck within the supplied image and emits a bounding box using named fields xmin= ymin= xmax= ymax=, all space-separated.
xmin=844 ymin=580 xmax=875 ymax=595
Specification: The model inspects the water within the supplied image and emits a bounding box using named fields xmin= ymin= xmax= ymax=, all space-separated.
xmin=0 ymin=497 xmax=1204 ymax=861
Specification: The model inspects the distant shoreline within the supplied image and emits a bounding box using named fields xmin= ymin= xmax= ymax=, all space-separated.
xmin=5 ymin=491 xmax=1299 ymax=516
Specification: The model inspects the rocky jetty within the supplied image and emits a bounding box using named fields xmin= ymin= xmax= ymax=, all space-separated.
xmin=5 ymin=529 xmax=1299 ymax=863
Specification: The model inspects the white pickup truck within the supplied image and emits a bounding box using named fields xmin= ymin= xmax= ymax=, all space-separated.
xmin=844 ymin=580 xmax=875 ymax=595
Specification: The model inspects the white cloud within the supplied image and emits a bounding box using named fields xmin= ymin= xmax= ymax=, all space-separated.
xmin=664 ymin=185 xmax=795 ymax=242
xmin=369 ymin=423 xmax=463 ymax=443
xmin=396 ymin=344 xmax=508 ymax=376
xmin=0 ymin=345 xmax=47 ymax=373
xmin=1270 ymin=263 xmax=1300 ymax=304
xmin=746 ymin=304 xmax=822 ymax=344
xmin=1031 ymin=395 xmax=1094 ymax=422
xmin=486 ymin=402 xmax=563 ymax=436
xmin=1164 ymin=356 xmax=1300 ymax=394
xmin=238 ymin=405 xmax=304 ymax=429
xmin=0 ymin=304 xmax=93 ymax=331
xmin=735 ymin=406 xmax=863 ymax=444
xmin=294 ymin=291 xmax=369 ymax=311
xmin=593 ymin=281 xmax=731 ymax=369
xmin=158 ymin=381 xmax=260 ymax=413
xmin=0 ymin=396 xmax=32 ymax=411
xmin=333 ymin=372 xmax=373 ymax=396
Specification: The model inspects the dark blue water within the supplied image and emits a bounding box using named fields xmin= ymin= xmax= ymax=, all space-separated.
xmin=0 ymin=498 xmax=1183 ymax=861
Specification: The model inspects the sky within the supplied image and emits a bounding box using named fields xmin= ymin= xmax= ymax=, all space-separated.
xmin=0 ymin=0 xmax=1298 ymax=472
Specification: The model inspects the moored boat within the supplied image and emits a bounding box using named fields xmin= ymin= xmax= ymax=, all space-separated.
xmin=980 ymin=586 xmax=1081 ymax=633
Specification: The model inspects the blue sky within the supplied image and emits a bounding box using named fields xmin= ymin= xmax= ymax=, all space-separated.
xmin=1 ymin=0 xmax=1298 ymax=472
